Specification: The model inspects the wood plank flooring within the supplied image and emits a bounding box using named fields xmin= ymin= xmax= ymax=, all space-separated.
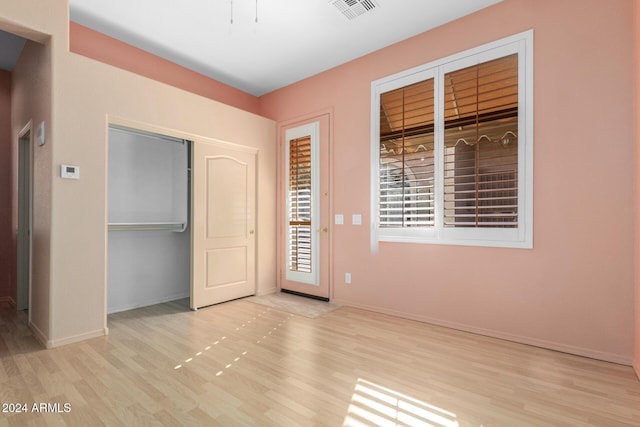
xmin=1 ymin=298 xmax=640 ymax=426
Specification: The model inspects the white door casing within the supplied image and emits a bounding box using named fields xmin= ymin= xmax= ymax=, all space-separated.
xmin=17 ymin=122 xmax=33 ymax=314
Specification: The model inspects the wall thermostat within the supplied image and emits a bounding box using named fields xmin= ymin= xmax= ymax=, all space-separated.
xmin=61 ymin=164 xmax=80 ymax=179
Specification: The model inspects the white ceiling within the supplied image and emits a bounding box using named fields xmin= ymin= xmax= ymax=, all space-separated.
xmin=69 ymin=0 xmax=502 ymax=96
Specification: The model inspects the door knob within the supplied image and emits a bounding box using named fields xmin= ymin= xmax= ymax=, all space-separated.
xmin=249 ymin=229 xmax=255 ymax=235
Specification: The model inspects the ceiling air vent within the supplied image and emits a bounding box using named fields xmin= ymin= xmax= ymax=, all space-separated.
xmin=330 ymin=0 xmax=379 ymax=20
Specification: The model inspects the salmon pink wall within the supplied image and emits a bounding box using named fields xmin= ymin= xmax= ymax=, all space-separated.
xmin=261 ymin=0 xmax=635 ymax=364
xmin=0 ymin=70 xmax=12 ymax=302
xmin=69 ymin=22 xmax=261 ymax=116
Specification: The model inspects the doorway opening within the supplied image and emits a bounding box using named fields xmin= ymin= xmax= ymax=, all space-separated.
xmin=17 ymin=122 xmax=33 ymax=316
xmin=107 ymin=125 xmax=191 ymax=314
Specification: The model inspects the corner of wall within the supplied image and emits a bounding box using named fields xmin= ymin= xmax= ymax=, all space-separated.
xmin=634 ymin=0 xmax=640 ymax=381
xmin=68 ymin=22 xmax=262 ymax=116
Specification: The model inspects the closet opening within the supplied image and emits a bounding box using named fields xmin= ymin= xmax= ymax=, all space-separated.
xmin=107 ymin=125 xmax=191 ymax=314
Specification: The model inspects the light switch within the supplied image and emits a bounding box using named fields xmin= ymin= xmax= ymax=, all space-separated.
xmin=335 ymin=214 xmax=344 ymax=225
xmin=352 ymin=214 xmax=362 ymax=225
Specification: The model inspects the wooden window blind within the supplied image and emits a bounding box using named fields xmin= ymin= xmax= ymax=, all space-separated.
xmin=288 ymin=136 xmax=312 ymax=273
xmin=443 ymin=54 xmax=519 ymax=228
xmin=379 ymin=79 xmax=435 ymax=228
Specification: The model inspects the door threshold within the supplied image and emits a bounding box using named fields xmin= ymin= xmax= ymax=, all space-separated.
xmin=280 ymin=289 xmax=329 ymax=302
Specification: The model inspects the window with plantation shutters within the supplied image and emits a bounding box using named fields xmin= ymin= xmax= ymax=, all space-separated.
xmin=288 ymin=136 xmax=312 ymax=273
xmin=443 ymin=54 xmax=519 ymax=228
xmin=379 ymin=79 xmax=435 ymax=228
xmin=371 ymin=31 xmax=533 ymax=248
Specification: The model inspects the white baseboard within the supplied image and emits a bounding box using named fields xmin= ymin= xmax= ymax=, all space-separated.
xmin=48 ymin=328 xmax=109 ymax=348
xmin=255 ymin=286 xmax=277 ymax=296
xmin=28 ymin=320 xmax=50 ymax=348
xmin=333 ymin=300 xmax=632 ymax=366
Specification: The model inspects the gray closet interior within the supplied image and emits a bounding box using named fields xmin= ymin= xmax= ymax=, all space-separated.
xmin=107 ymin=125 xmax=190 ymax=313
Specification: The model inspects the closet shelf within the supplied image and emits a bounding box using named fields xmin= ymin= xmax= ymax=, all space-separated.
xmin=108 ymin=222 xmax=186 ymax=232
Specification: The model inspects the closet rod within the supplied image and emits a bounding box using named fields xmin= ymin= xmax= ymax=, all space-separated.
xmin=109 ymin=124 xmax=186 ymax=145
xmin=108 ymin=222 xmax=186 ymax=232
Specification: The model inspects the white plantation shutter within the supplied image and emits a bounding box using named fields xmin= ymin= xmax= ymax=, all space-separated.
xmin=379 ymin=79 xmax=435 ymax=228
xmin=443 ymin=54 xmax=519 ymax=228
xmin=288 ymin=136 xmax=312 ymax=273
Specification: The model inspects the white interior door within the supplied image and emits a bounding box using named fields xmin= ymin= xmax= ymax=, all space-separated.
xmin=280 ymin=116 xmax=330 ymax=299
xmin=191 ymin=140 xmax=257 ymax=309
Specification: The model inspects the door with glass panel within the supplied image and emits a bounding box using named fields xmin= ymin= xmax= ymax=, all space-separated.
xmin=280 ymin=117 xmax=330 ymax=299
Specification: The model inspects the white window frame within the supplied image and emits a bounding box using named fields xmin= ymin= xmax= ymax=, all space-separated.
xmin=370 ymin=30 xmax=533 ymax=249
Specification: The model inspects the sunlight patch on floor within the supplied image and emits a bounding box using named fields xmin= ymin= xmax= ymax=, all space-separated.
xmin=172 ymin=308 xmax=292 ymax=379
xmin=343 ymin=379 xmax=459 ymax=427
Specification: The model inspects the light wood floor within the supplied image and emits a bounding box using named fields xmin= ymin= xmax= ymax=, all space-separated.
xmin=1 ymin=298 xmax=640 ymax=426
